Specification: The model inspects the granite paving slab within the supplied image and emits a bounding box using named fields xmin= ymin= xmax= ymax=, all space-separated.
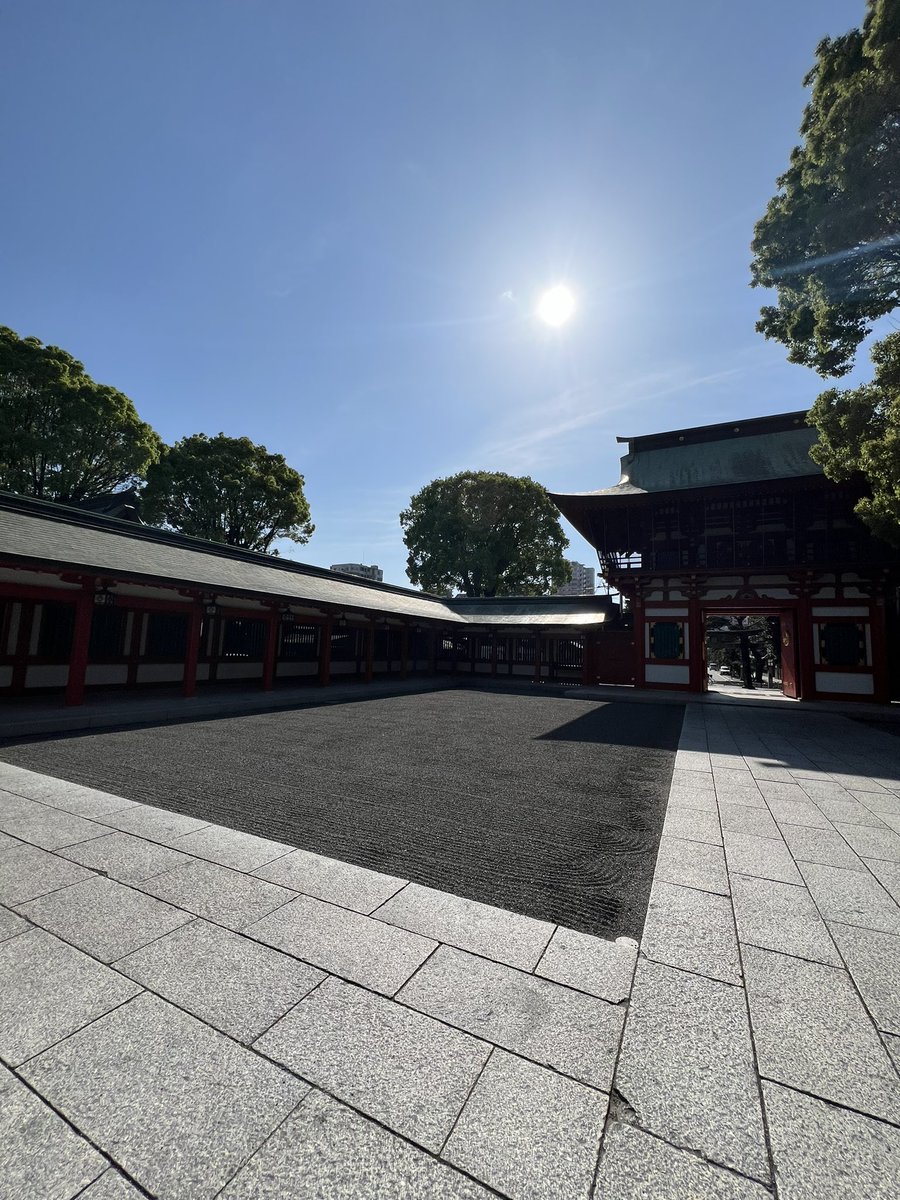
xmin=375 ymin=881 xmax=554 ymax=970
xmin=814 ymin=798 xmax=890 ymax=828
xmin=397 ymin=945 xmax=624 ymax=1091
xmin=719 ymin=803 xmax=780 ymax=839
xmin=724 ymin=829 xmax=804 ymax=885
xmin=853 ymin=790 xmax=900 ymax=815
xmin=886 ymin=1032 xmax=900 ymax=1072
xmin=594 ymin=1122 xmax=772 ymax=1199
xmin=174 ymin=823 xmax=295 ymax=872
xmin=778 ymin=824 xmax=865 ymax=871
xmin=833 ymin=821 xmax=900 ymax=863
xmin=59 ymin=830 xmax=192 ymax=883
xmin=115 ymin=918 xmax=323 ymax=1042
xmin=254 ymin=847 xmax=406 ymax=913
xmin=0 ymin=768 xmax=138 ymax=818
xmin=137 ymin=857 xmax=295 ymax=930
xmin=651 ymin=834 xmax=729 ymax=895
xmin=762 ymin=1079 xmax=900 ymax=1200
xmin=865 ymin=857 xmax=900 ymax=905
xmin=16 ymin=874 xmax=193 ymax=961
xmin=535 ymin=925 xmax=637 ymax=1002
xmin=730 ymin=874 xmax=840 ymax=964
xmin=827 ymin=922 xmax=900 ymax=1035
xmin=765 ymin=795 xmax=833 ymax=830
xmin=220 ymin=1090 xmax=493 ymax=1199
xmin=0 ymin=842 xmax=95 ymax=905
xmin=639 ymin=880 xmax=741 ymax=984
xmin=0 ymin=1062 xmax=106 ymax=1200
xmin=98 ymin=803 xmax=211 ymax=844
xmin=0 ymin=926 xmax=141 ymax=1064
xmin=614 ymin=957 xmax=769 ymax=1182
xmin=79 ymin=1171 xmax=146 ymax=1199
xmin=246 ymin=891 xmax=436 ymax=994
xmin=742 ymin=945 xmax=900 ymax=1123
xmin=0 ymin=902 xmax=29 ymax=941
xmin=799 ymin=860 xmax=900 ymax=934
xmin=0 ymin=802 xmax=107 ymax=851
xmin=662 ymin=806 xmax=722 ymax=845
xmin=443 ymin=1049 xmax=606 ymax=1200
xmin=257 ymin=975 xmax=490 ymax=1152
xmin=20 ymin=992 xmax=307 ymax=1200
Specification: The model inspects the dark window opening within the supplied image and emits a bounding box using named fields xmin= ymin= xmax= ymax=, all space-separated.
xmin=37 ymin=602 xmax=75 ymax=659
xmin=222 ymin=618 xmax=266 ymax=660
xmin=820 ymin=623 xmax=865 ymax=668
xmin=145 ymin=612 xmax=189 ymax=659
xmin=280 ymin=624 xmax=319 ymax=661
xmin=89 ymin=608 xmax=128 ymax=659
xmin=650 ymin=620 xmax=683 ymax=660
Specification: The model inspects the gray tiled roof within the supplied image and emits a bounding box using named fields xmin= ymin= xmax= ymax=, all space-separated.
xmin=0 ymin=499 xmax=610 ymax=627
xmin=0 ymin=504 xmax=466 ymax=623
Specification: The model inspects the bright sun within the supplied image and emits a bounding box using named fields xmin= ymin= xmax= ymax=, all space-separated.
xmin=536 ymin=284 xmax=576 ymax=327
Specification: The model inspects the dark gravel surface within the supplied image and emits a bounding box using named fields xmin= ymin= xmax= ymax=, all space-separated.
xmin=1 ymin=690 xmax=683 ymax=940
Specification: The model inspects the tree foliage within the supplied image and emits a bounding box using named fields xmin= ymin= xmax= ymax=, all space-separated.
xmin=400 ymin=471 xmax=570 ymax=596
xmin=0 ymin=325 xmax=161 ymax=502
xmin=142 ymin=433 xmax=314 ymax=553
xmin=750 ymin=1 xmax=900 ymax=377
xmin=807 ymin=330 xmax=900 ymax=546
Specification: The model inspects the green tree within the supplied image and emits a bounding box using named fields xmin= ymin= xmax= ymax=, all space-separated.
xmin=0 ymin=326 xmax=161 ymax=502
xmin=750 ymin=1 xmax=900 ymax=377
xmin=807 ymin=330 xmax=900 ymax=545
xmin=400 ymin=471 xmax=571 ymax=596
xmin=142 ymin=432 xmax=314 ymax=552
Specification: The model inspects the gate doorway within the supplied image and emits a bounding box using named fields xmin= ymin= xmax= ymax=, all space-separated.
xmin=702 ymin=608 xmax=799 ymax=700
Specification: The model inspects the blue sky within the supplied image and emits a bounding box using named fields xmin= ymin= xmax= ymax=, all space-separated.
xmin=0 ymin=1 xmax=870 ymax=585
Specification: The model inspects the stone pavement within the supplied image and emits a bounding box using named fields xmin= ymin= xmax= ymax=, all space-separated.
xmin=1 ymin=702 xmax=899 ymax=1198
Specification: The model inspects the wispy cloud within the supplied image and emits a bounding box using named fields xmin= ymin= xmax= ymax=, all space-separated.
xmin=465 ymin=364 xmax=745 ymax=474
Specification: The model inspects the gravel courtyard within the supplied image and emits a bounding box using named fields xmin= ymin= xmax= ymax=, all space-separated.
xmin=0 ymin=689 xmax=682 ymax=940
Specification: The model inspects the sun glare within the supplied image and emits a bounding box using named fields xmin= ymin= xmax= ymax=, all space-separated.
xmin=536 ymin=284 xmax=576 ymax=327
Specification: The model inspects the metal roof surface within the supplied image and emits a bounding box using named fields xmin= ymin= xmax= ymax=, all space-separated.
xmin=555 ymin=425 xmax=822 ymax=499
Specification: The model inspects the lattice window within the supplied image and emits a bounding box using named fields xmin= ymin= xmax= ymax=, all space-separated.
xmin=650 ymin=620 xmax=684 ymax=660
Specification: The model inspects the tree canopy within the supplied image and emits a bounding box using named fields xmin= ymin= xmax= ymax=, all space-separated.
xmin=750 ymin=1 xmax=900 ymax=377
xmin=400 ymin=470 xmax=570 ymax=596
xmin=141 ymin=433 xmax=314 ymax=552
xmin=0 ymin=325 xmax=161 ymax=502
xmin=808 ymin=330 xmax=900 ymax=546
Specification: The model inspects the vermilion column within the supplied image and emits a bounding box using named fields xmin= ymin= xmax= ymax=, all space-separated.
xmin=400 ymin=625 xmax=409 ymax=680
xmin=582 ymin=632 xmax=595 ymax=686
xmin=262 ymin=612 xmax=279 ymax=691
xmin=364 ymin=622 xmax=375 ymax=683
xmin=318 ymin=616 xmax=333 ymax=686
xmin=870 ymin=595 xmax=890 ymax=704
xmin=490 ymin=632 xmax=498 ymax=676
xmin=182 ymin=603 xmax=203 ymax=697
xmin=533 ymin=634 xmax=542 ymax=683
xmin=65 ymin=586 xmax=94 ymax=707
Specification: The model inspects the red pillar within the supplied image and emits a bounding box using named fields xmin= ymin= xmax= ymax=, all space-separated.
xmin=428 ymin=629 xmax=438 ymax=675
xmin=687 ymin=594 xmax=704 ymax=693
xmin=400 ymin=625 xmax=409 ymax=680
xmin=318 ymin=616 xmax=333 ymax=686
xmin=364 ymin=622 xmax=375 ymax=682
xmin=10 ymin=602 xmax=34 ymax=695
xmin=182 ymin=603 xmax=203 ymax=697
xmin=490 ymin=631 xmax=498 ymax=676
xmin=797 ymin=591 xmax=816 ymax=700
xmin=533 ymin=634 xmax=542 ymax=683
xmin=65 ymin=586 xmax=94 ymax=707
xmin=262 ymin=612 xmax=279 ymax=691
xmin=582 ymin=632 xmax=595 ymax=686
xmin=870 ymin=594 xmax=890 ymax=704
